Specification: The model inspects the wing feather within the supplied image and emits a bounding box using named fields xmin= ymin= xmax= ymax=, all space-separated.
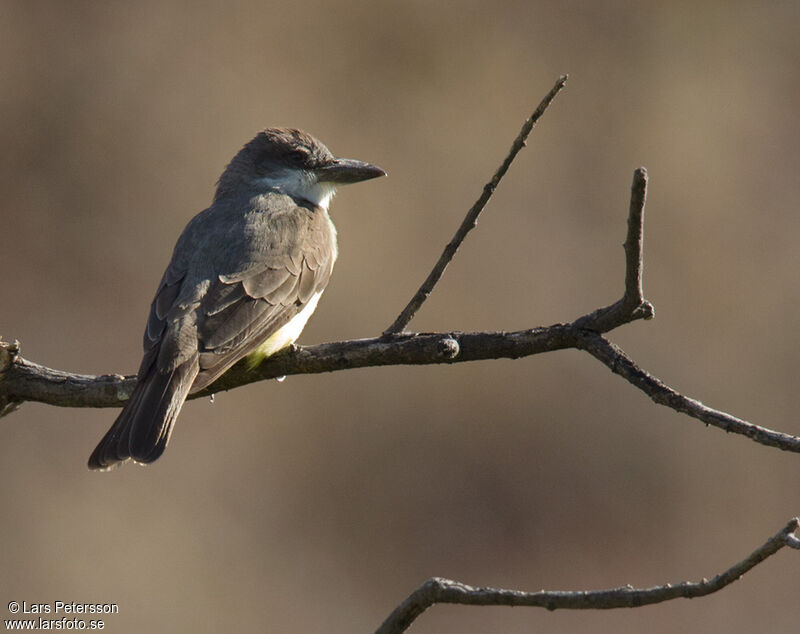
xmin=297 ymin=259 xmax=317 ymax=303
xmin=201 ymin=282 xmax=247 ymax=316
xmin=264 ymin=273 xmax=298 ymax=307
xmin=241 ymin=267 xmax=291 ymax=298
xmin=202 ymin=296 xmax=270 ymax=349
xmin=145 ymin=273 xmax=186 ymax=351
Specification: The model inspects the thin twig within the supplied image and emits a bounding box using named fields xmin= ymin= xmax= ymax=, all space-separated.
xmin=624 ymin=167 xmax=648 ymax=307
xmin=382 ymin=74 xmax=568 ymax=335
xmin=573 ymin=167 xmax=653 ymax=331
xmin=375 ymin=518 xmax=800 ymax=633
xmin=575 ymin=333 xmax=800 ymax=452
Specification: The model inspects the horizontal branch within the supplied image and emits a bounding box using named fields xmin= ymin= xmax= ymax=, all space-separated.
xmin=3 ymin=319 xmax=800 ymax=454
xmin=0 ymin=340 xmax=135 ymax=411
xmin=0 ymin=325 xmax=590 ymax=408
xmin=376 ymin=517 xmax=800 ymax=633
xmin=2 ymin=164 xmax=800 ymax=457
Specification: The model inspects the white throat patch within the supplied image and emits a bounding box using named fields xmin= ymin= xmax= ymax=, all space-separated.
xmin=253 ymin=170 xmax=337 ymax=211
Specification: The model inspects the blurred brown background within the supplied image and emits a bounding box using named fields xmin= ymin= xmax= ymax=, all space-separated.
xmin=2 ymin=1 xmax=800 ymax=632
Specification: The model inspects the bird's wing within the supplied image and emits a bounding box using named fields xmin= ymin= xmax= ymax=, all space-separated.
xmin=190 ymin=213 xmax=335 ymax=391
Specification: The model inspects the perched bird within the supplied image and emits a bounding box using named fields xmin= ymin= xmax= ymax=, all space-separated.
xmin=89 ymin=128 xmax=385 ymax=470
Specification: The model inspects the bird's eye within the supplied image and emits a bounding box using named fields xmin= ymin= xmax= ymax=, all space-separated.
xmin=290 ymin=149 xmax=309 ymax=163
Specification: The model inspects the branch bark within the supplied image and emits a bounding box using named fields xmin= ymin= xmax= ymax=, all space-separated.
xmin=375 ymin=518 xmax=800 ymax=633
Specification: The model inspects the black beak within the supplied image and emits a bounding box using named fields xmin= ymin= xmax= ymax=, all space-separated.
xmin=316 ymin=158 xmax=387 ymax=184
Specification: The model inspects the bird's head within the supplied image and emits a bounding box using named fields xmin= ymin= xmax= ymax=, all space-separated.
xmin=215 ymin=128 xmax=386 ymax=209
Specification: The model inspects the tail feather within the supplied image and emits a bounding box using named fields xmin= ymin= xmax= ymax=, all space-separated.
xmin=88 ymin=362 xmax=197 ymax=470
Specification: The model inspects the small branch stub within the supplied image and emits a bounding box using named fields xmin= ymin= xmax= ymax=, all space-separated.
xmin=0 ymin=339 xmax=22 ymax=417
xmin=436 ymin=337 xmax=460 ymax=359
xmin=0 ymin=338 xmax=20 ymax=371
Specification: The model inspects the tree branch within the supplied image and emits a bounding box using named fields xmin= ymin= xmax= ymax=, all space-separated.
xmin=375 ymin=517 xmax=800 ymax=633
xmin=573 ymin=167 xmax=654 ymax=331
xmin=574 ymin=333 xmax=800 ymax=452
xmin=382 ymin=74 xmax=568 ymax=335
xmin=2 ymin=78 xmax=799 ymax=465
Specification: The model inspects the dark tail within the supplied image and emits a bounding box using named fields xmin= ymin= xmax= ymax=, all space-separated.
xmin=88 ymin=362 xmax=197 ymax=470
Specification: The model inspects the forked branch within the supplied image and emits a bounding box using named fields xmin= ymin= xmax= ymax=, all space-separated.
xmin=1 ymin=76 xmax=799 ymax=462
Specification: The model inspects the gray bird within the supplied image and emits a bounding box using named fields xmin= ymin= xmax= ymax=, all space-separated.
xmin=89 ymin=128 xmax=385 ymax=470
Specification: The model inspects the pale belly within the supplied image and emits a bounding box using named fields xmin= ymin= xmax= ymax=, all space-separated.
xmin=246 ymin=290 xmax=323 ymax=367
